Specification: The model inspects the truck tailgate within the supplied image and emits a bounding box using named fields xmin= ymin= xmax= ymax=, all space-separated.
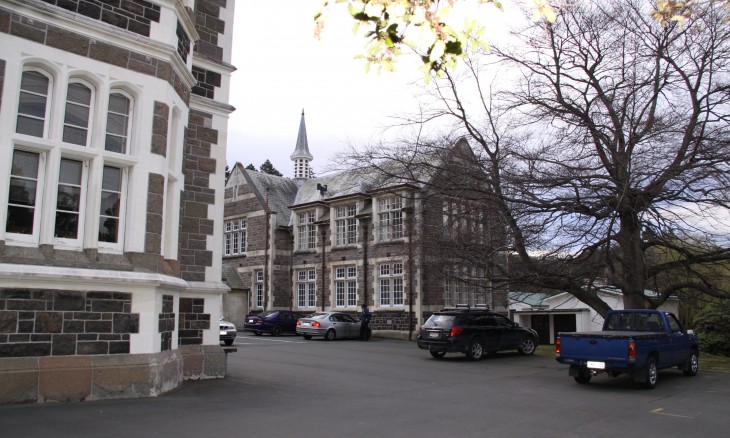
xmin=558 ymin=332 xmax=633 ymax=364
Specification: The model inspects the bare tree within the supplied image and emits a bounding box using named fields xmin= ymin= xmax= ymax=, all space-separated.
xmin=343 ymin=0 xmax=730 ymax=316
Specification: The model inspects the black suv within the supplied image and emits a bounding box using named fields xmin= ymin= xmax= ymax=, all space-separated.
xmin=417 ymin=309 xmax=539 ymax=360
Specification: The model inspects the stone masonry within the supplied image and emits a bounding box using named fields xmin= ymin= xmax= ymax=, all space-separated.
xmin=0 ymin=289 xmax=139 ymax=357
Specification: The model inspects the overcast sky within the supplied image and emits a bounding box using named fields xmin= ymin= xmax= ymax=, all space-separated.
xmin=228 ymin=0 xmax=426 ymax=178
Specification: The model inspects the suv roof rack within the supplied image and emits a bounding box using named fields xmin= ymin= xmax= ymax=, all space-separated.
xmin=440 ymin=304 xmax=492 ymax=312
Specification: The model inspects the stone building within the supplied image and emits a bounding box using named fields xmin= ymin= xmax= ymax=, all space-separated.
xmin=0 ymin=0 xmax=235 ymax=403
xmin=223 ymin=113 xmax=509 ymax=339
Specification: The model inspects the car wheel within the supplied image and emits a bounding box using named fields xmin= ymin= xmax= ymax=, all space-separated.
xmin=683 ymin=351 xmax=699 ymax=376
xmin=465 ymin=338 xmax=485 ymax=361
xmin=641 ymin=357 xmax=658 ymax=389
xmin=574 ymin=369 xmax=592 ymax=384
xmin=430 ymin=351 xmax=446 ymax=359
xmin=303 ymin=334 xmax=312 ymax=340
xmin=271 ymin=325 xmax=282 ymax=337
xmin=518 ymin=337 xmax=537 ymax=355
xmin=224 ymin=339 xmax=233 ymax=346
xmin=324 ymin=329 xmax=336 ymax=341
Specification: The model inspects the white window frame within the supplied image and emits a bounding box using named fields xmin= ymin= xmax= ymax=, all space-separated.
xmin=5 ymin=65 xmax=142 ymax=252
xmin=377 ymin=196 xmax=403 ymax=242
xmin=104 ymin=90 xmax=133 ymax=154
xmin=224 ymin=218 xmax=247 ymax=256
xmin=16 ymin=69 xmax=52 ymax=138
xmin=297 ymin=210 xmax=316 ymax=251
xmin=97 ymin=164 xmax=127 ymax=251
xmin=378 ymin=262 xmax=404 ymax=307
xmin=334 ymin=265 xmax=357 ymax=308
xmin=5 ymin=149 xmax=45 ymax=244
xmin=296 ymin=269 xmax=317 ymax=309
xmin=254 ymin=270 xmax=264 ymax=308
xmin=53 ymin=157 xmax=88 ymax=246
xmin=334 ymin=203 xmax=357 ymax=246
xmin=62 ymin=80 xmax=94 ymax=147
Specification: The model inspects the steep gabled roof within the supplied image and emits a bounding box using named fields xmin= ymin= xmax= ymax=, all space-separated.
xmin=244 ymin=169 xmax=299 ymax=228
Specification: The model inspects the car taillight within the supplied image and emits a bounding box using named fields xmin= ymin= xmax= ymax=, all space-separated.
xmin=449 ymin=326 xmax=463 ymax=337
xmin=555 ymin=338 xmax=561 ymax=357
xmin=313 ymin=321 xmax=321 ymax=327
xmin=628 ymin=341 xmax=636 ymax=363
xmin=296 ymin=320 xmax=301 ymax=326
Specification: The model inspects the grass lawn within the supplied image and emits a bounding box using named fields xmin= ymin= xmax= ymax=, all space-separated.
xmin=535 ymin=344 xmax=730 ymax=372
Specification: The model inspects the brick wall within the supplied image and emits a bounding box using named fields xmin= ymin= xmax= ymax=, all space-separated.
xmin=0 ymin=289 xmax=139 ymax=357
xmin=178 ymin=298 xmax=209 ymax=345
xmin=0 ymin=7 xmax=190 ymax=104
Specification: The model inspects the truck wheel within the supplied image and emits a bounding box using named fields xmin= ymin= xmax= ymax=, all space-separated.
xmin=641 ymin=357 xmax=658 ymax=389
xmin=683 ymin=351 xmax=699 ymax=376
xmin=574 ymin=369 xmax=592 ymax=384
xmin=465 ymin=338 xmax=485 ymax=361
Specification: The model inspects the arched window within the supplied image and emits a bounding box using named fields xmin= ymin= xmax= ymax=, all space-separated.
xmin=105 ymin=92 xmax=132 ymax=153
xmin=62 ymin=82 xmax=93 ymax=146
xmin=16 ymin=70 xmax=51 ymax=137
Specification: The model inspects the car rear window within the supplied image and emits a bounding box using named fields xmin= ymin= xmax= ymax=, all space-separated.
xmin=261 ymin=311 xmax=279 ymax=318
xmin=423 ymin=314 xmax=457 ymax=328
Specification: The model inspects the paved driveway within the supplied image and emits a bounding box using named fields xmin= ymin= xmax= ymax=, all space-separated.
xmin=1 ymin=335 xmax=729 ymax=437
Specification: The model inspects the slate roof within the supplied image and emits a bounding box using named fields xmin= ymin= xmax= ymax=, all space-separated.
xmin=222 ymin=265 xmax=249 ymax=290
xmin=242 ymin=169 xmax=299 ymax=228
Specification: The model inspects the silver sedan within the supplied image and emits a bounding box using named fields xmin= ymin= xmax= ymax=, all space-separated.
xmin=296 ymin=312 xmax=366 ymax=341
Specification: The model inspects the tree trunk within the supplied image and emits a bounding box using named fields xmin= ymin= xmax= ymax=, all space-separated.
xmin=618 ymin=211 xmax=651 ymax=309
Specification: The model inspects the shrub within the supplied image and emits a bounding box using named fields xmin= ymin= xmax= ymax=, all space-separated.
xmin=693 ymin=300 xmax=730 ymax=357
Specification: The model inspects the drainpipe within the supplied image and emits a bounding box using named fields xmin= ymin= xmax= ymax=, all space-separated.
xmin=407 ymin=204 xmax=415 ymax=341
xmin=320 ymin=226 xmax=327 ymax=312
xmin=263 ymin=189 xmax=270 ymax=310
xmin=362 ymin=220 xmax=369 ymax=306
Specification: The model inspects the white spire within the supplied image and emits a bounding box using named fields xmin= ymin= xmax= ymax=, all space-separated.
xmin=291 ymin=110 xmax=313 ymax=183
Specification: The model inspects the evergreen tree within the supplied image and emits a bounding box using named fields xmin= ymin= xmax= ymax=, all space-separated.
xmin=245 ymin=163 xmax=256 ymax=171
xmin=260 ymin=159 xmax=283 ymax=177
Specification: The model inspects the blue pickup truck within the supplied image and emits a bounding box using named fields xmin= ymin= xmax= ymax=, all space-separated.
xmin=555 ymin=309 xmax=699 ymax=389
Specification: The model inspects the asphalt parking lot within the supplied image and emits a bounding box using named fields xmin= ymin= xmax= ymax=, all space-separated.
xmin=1 ymin=334 xmax=729 ymax=438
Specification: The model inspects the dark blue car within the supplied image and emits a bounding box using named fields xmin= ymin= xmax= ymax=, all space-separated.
xmin=244 ymin=310 xmax=307 ymax=336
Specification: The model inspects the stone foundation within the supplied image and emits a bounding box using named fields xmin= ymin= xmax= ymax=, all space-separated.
xmin=0 ymin=346 xmax=226 ymax=404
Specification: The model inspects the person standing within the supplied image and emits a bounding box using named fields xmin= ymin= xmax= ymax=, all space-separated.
xmin=359 ymin=304 xmax=371 ymax=341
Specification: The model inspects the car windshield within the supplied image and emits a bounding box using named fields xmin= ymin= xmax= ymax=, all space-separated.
xmin=423 ymin=314 xmax=457 ymax=328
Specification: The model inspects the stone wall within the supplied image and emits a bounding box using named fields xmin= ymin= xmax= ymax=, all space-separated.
xmin=0 ymin=6 xmax=190 ymax=103
xmin=178 ymin=297 xmax=209 ymax=345
xmin=39 ymin=0 xmax=161 ymax=37
xmin=0 ymin=289 xmax=139 ymax=357
xmin=159 ymin=295 xmax=175 ymax=351
xmin=194 ymin=0 xmax=227 ymax=62
xmin=179 ymin=110 xmax=218 ymax=281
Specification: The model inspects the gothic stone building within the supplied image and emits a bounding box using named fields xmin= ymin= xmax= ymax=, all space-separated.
xmin=0 ymin=0 xmax=235 ymax=403
xmin=224 ymin=115 xmax=509 ymax=338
